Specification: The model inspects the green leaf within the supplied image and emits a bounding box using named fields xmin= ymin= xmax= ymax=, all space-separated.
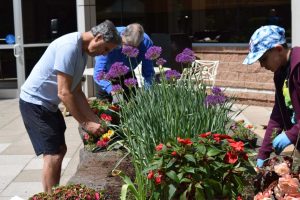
xmin=120 ymin=183 xmax=140 ymax=200
xmin=177 ymin=172 xmax=184 ymax=180
xmin=168 ymin=184 xmax=177 ymax=200
xmin=180 ymin=178 xmax=192 ymax=183
xmin=223 ymin=171 xmax=230 ymax=180
xmin=184 ymin=154 xmax=196 ymax=164
xmin=166 ymin=170 xmax=180 ymax=183
xmin=195 ymin=187 xmax=205 ymax=199
xmin=183 ymin=167 xmax=195 ymax=174
xmin=142 ymin=165 xmax=159 ymax=174
xmin=195 ymin=182 xmax=203 ymax=189
xmin=233 ymin=167 xmax=247 ymax=172
xmin=166 ymin=158 xmax=177 ymax=169
xmin=197 ymin=166 xmax=207 ymax=173
xmin=207 ymin=148 xmax=222 ymax=157
xmin=180 ymin=190 xmax=188 ymax=200
xmin=120 ymin=184 xmax=129 ymax=200
xmin=196 ymin=143 xmax=206 ymax=153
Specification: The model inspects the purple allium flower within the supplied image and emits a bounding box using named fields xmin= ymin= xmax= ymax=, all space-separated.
xmin=97 ymin=71 xmax=106 ymax=80
xmin=156 ymin=58 xmax=166 ymax=66
xmin=165 ymin=70 xmax=181 ymax=81
xmin=212 ymin=87 xmax=222 ymax=95
xmin=122 ymin=45 xmax=139 ymax=57
xmin=124 ymin=78 xmax=137 ymax=88
xmin=182 ymin=48 xmax=195 ymax=56
xmin=175 ymin=53 xmax=196 ymax=64
xmin=106 ymin=62 xmax=129 ymax=80
xmin=145 ymin=46 xmax=162 ymax=60
xmin=204 ymin=94 xmax=226 ymax=107
xmin=111 ymin=84 xmax=123 ymax=93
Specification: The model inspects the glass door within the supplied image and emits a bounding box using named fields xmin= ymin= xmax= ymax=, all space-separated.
xmin=0 ymin=0 xmax=23 ymax=98
xmin=0 ymin=0 xmax=77 ymax=98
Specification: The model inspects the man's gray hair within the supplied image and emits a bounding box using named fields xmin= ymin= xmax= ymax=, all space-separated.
xmin=90 ymin=20 xmax=121 ymax=45
xmin=122 ymin=23 xmax=144 ymax=47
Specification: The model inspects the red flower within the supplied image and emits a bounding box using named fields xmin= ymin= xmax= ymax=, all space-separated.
xmin=199 ymin=132 xmax=211 ymax=138
xmin=171 ymin=151 xmax=177 ymax=156
xmin=100 ymin=113 xmax=112 ymax=121
xmin=177 ymin=137 xmax=193 ymax=145
xmin=213 ymin=134 xmax=231 ymax=143
xmin=95 ymin=192 xmax=101 ymax=200
xmin=155 ymin=174 xmax=162 ymax=184
xmin=237 ymin=195 xmax=243 ymax=200
xmin=155 ymin=143 xmax=164 ymax=151
xmin=229 ymin=141 xmax=244 ymax=152
xmin=224 ymin=151 xmax=238 ymax=164
xmin=147 ymin=170 xmax=154 ymax=179
xmin=84 ymin=133 xmax=89 ymax=140
xmin=227 ymin=138 xmax=235 ymax=143
xmin=97 ymin=139 xmax=108 ymax=147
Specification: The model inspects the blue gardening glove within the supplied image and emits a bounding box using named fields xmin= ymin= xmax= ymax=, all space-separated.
xmin=272 ymin=131 xmax=292 ymax=154
xmin=256 ymin=159 xmax=264 ymax=168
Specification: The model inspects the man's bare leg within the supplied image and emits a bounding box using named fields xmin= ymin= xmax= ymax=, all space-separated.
xmin=42 ymin=145 xmax=67 ymax=193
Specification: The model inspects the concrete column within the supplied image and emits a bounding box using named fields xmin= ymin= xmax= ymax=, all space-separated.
xmin=292 ymin=0 xmax=300 ymax=47
xmin=76 ymin=0 xmax=96 ymax=97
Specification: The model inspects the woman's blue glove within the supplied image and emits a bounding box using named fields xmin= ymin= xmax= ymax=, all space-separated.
xmin=256 ymin=159 xmax=264 ymax=168
xmin=272 ymin=131 xmax=292 ymax=154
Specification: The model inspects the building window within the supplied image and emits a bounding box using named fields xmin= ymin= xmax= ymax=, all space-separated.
xmin=95 ymin=0 xmax=291 ymax=43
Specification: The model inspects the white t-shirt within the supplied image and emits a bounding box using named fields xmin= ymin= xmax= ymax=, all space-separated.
xmin=20 ymin=32 xmax=87 ymax=111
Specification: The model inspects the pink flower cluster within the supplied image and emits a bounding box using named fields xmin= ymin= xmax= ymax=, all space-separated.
xmin=254 ymin=160 xmax=300 ymax=199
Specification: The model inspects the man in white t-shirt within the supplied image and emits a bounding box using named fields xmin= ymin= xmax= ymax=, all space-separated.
xmin=19 ymin=20 xmax=121 ymax=193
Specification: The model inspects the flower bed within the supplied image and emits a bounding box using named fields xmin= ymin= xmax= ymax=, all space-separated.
xmin=230 ymin=120 xmax=258 ymax=148
xmin=29 ymin=184 xmax=103 ymax=200
xmin=79 ymin=99 xmax=121 ymax=152
xmin=146 ymin=133 xmax=255 ymax=199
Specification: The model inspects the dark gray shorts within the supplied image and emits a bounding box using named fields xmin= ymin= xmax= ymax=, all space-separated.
xmin=19 ymin=99 xmax=66 ymax=156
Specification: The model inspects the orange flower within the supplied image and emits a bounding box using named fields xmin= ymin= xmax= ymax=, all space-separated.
xmin=109 ymin=105 xmax=120 ymax=112
xmin=177 ymin=137 xmax=193 ymax=145
xmin=155 ymin=143 xmax=164 ymax=151
xmin=224 ymin=151 xmax=238 ymax=164
xmin=246 ymin=124 xmax=253 ymax=129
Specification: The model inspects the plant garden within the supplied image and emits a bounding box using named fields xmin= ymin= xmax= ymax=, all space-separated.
xmin=29 ymin=45 xmax=300 ymax=199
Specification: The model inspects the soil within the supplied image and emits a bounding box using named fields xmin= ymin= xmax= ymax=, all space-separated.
xmin=68 ymin=149 xmax=134 ymax=200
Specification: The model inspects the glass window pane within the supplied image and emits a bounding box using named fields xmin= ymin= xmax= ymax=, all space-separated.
xmin=95 ymin=0 xmax=291 ymax=43
xmin=24 ymin=47 xmax=47 ymax=78
xmin=0 ymin=0 xmax=14 ymax=45
xmin=22 ymin=0 xmax=77 ymax=43
xmin=0 ymin=49 xmax=17 ymax=89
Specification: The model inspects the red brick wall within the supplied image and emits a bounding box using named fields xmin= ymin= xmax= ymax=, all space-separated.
xmin=193 ymin=46 xmax=275 ymax=106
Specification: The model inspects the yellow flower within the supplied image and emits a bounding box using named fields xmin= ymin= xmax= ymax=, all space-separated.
xmin=102 ymin=130 xmax=114 ymax=140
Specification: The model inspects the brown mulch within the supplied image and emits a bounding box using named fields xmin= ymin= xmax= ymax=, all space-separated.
xmin=68 ymin=149 xmax=134 ymax=200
